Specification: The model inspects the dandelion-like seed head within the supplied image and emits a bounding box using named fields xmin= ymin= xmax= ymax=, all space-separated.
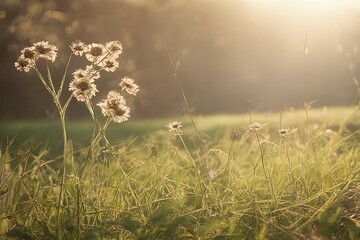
xmin=70 ymin=40 xmax=87 ymax=56
xmin=85 ymin=43 xmax=105 ymax=62
xmin=69 ymin=77 xmax=98 ymax=102
xmin=97 ymin=91 xmax=130 ymax=123
xmin=166 ymin=121 xmax=182 ymax=135
xmin=278 ymin=128 xmax=290 ymax=137
xmin=208 ymin=170 xmax=217 ymax=181
xmin=33 ymin=41 xmax=58 ymax=62
xmin=15 ymin=57 xmax=34 ymax=72
xmin=119 ymin=77 xmax=139 ymax=96
xmin=101 ymin=59 xmax=119 ymax=72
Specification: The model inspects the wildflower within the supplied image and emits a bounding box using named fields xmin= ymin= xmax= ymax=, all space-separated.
xmin=105 ymin=40 xmax=123 ymax=57
xmin=325 ymin=128 xmax=333 ymax=135
xmin=97 ymin=91 xmax=130 ymax=123
xmin=20 ymin=46 xmax=37 ymax=60
xmin=166 ymin=121 xmax=182 ymax=135
xmin=101 ymin=59 xmax=119 ymax=72
xmin=278 ymin=128 xmax=290 ymax=137
xmin=33 ymin=41 xmax=58 ymax=62
xmin=15 ymin=57 xmax=34 ymax=72
xmin=248 ymin=122 xmax=264 ymax=132
xmin=69 ymin=77 xmax=98 ymax=102
xmin=85 ymin=43 xmax=105 ymax=62
xmin=119 ymin=77 xmax=139 ymax=96
xmin=208 ymin=170 xmax=217 ymax=181
xmin=72 ymin=66 xmax=100 ymax=80
xmin=70 ymin=40 xmax=87 ymax=56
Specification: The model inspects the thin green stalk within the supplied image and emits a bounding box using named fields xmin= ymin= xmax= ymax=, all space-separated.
xmin=56 ymin=109 xmax=68 ymax=239
xmin=58 ymin=54 xmax=73 ymax=97
xmin=254 ymin=131 xmax=277 ymax=205
xmin=283 ymin=138 xmax=297 ymax=198
xmin=162 ymin=40 xmax=203 ymax=155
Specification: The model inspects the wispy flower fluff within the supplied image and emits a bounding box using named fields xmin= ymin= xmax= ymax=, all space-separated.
xmin=101 ymin=59 xmax=119 ymax=72
xmin=85 ymin=43 xmax=105 ymax=62
xmin=119 ymin=77 xmax=139 ymax=96
xmin=70 ymin=40 xmax=87 ymax=56
xmin=15 ymin=57 xmax=34 ymax=72
xmin=33 ymin=41 xmax=58 ymax=62
xmin=97 ymin=91 xmax=131 ymax=123
xmin=69 ymin=77 xmax=98 ymax=102
xmin=166 ymin=121 xmax=182 ymax=135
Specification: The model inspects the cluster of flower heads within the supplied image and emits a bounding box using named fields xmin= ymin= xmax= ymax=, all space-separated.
xmin=15 ymin=41 xmax=58 ymax=72
xmin=15 ymin=40 xmax=140 ymax=124
xmin=69 ymin=40 xmax=139 ymax=123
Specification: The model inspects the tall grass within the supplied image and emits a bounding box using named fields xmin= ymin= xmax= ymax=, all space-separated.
xmin=2 ymin=39 xmax=360 ymax=239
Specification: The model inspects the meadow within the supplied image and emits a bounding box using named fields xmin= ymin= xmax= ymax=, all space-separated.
xmin=1 ymin=105 xmax=360 ymax=239
xmin=2 ymin=39 xmax=360 ymax=240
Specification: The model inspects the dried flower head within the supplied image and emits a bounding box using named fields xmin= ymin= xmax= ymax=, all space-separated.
xmin=97 ymin=91 xmax=130 ymax=123
xmin=21 ymin=46 xmax=37 ymax=60
xmin=33 ymin=41 xmax=58 ymax=62
xmin=208 ymin=170 xmax=217 ymax=181
xmin=72 ymin=66 xmax=100 ymax=80
xmin=101 ymin=59 xmax=119 ymax=72
xmin=106 ymin=40 xmax=123 ymax=57
xmin=85 ymin=43 xmax=105 ymax=62
xmin=15 ymin=57 xmax=34 ymax=72
xmin=70 ymin=40 xmax=87 ymax=56
xmin=69 ymin=77 xmax=98 ymax=102
xmin=119 ymin=77 xmax=139 ymax=96
xmin=278 ymin=128 xmax=290 ymax=137
xmin=166 ymin=121 xmax=182 ymax=135
xmin=248 ymin=122 xmax=264 ymax=132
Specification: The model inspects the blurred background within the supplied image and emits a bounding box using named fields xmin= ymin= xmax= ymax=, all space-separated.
xmin=1 ymin=0 xmax=360 ymax=119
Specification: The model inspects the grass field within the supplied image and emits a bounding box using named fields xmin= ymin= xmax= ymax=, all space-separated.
xmin=1 ymin=105 xmax=360 ymax=239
